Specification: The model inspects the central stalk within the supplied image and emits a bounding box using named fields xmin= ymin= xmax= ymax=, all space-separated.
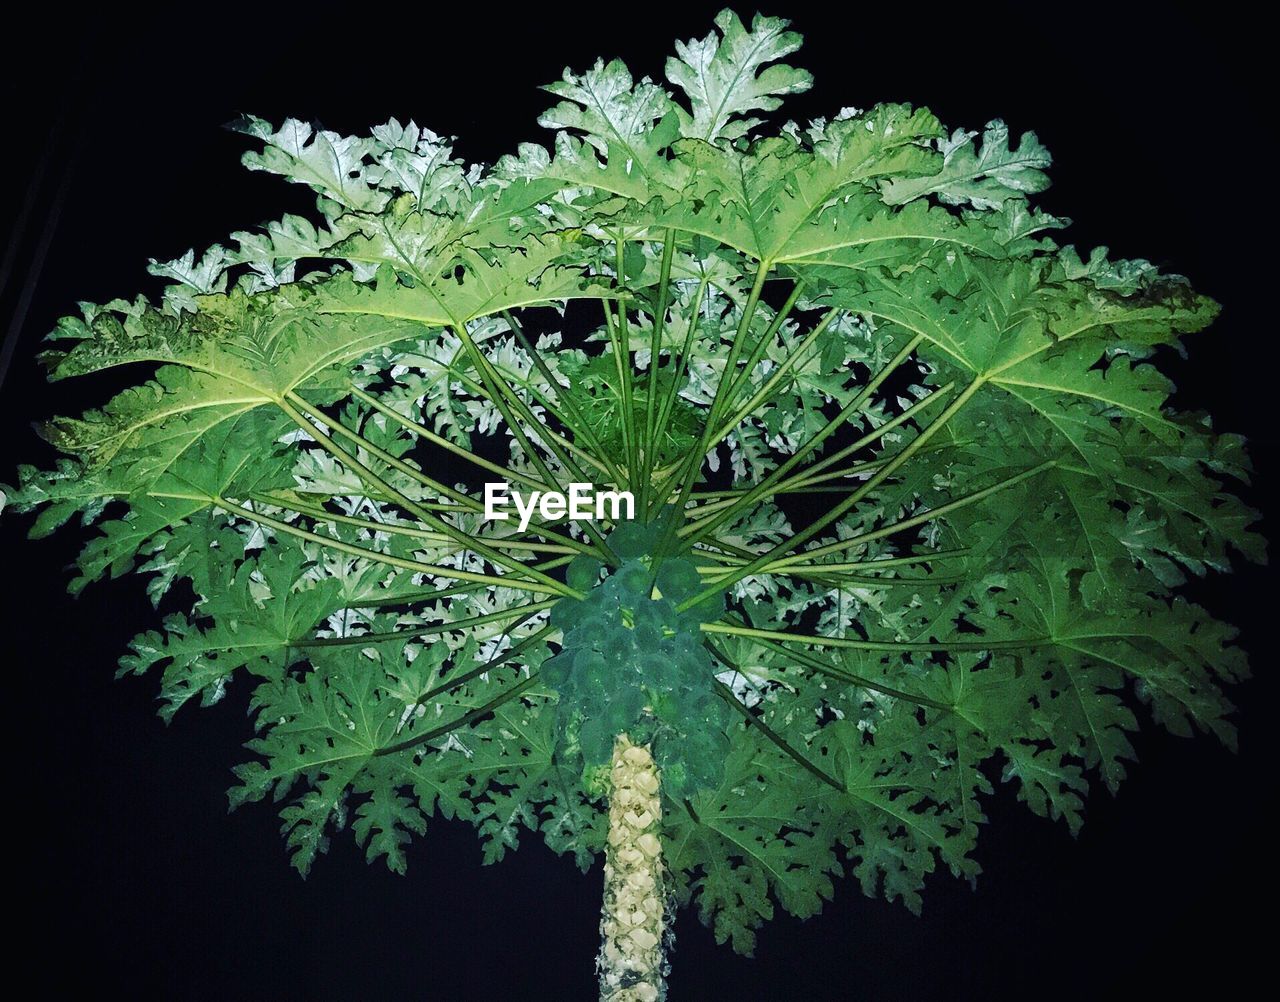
xmin=544 ymin=527 xmax=732 ymax=998
xmin=598 ymin=735 xmax=666 ymax=1002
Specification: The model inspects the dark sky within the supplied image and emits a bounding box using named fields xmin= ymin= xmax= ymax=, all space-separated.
xmin=2 ymin=3 xmax=1274 ymax=999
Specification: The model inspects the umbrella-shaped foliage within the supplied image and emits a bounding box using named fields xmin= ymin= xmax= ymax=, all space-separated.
xmin=2 ymin=8 xmax=1262 ymax=990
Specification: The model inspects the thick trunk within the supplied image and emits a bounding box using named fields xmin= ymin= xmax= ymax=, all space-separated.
xmin=597 ymin=735 xmax=667 ymax=1002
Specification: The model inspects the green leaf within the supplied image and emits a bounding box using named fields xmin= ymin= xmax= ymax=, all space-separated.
xmin=120 ymin=541 xmax=344 ymax=721
xmin=667 ymin=736 xmax=838 ymax=954
xmin=882 ymin=120 xmax=1052 ymax=210
xmin=666 ymin=9 xmax=812 ymax=143
xmin=539 ymin=57 xmax=674 ymax=162
xmin=232 ymin=116 xmax=391 ymax=217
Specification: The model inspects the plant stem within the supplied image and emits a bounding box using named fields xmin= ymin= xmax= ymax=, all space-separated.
xmin=649 ymin=261 xmax=770 ymax=574
xmin=249 ymin=492 xmax=586 ymax=555
xmin=278 ymin=394 xmax=577 ymax=596
xmin=700 ymin=620 xmax=1050 ymax=653
xmin=350 ymin=559 xmax=575 ymax=608
xmin=375 ymin=671 xmax=543 ymax=757
xmin=502 ymin=309 xmax=627 ymax=491
xmin=446 ymin=320 xmax=617 ymax=558
xmin=720 ymin=279 xmax=806 ymax=406
xmin=346 ymin=385 xmax=553 ymax=492
xmin=704 ymin=642 xmax=845 ymax=791
xmin=287 ymin=392 xmax=482 ymax=512
xmin=598 ymin=735 xmax=667 ymax=1002
xmin=678 ymin=374 xmax=983 ymax=609
xmin=764 ymin=460 xmax=1055 ymax=570
xmin=214 ymin=497 xmax=565 ymax=595
xmin=706 ymin=306 xmax=838 ymax=446
xmin=649 ymin=275 xmax=711 ymax=494
xmin=639 ymin=230 xmax=677 ymax=517
xmin=603 ymin=236 xmax=639 ymax=492
xmin=716 ymin=623 xmax=952 ymax=709
xmin=292 ymin=599 xmax=557 ymax=648
xmin=679 ymin=336 xmax=934 ymax=547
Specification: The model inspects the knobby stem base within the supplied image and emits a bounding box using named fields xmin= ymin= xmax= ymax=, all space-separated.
xmin=598 ymin=735 xmax=668 ymax=1002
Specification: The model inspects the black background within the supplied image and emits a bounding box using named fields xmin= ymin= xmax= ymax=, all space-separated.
xmin=2 ymin=3 xmax=1274 ymax=999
